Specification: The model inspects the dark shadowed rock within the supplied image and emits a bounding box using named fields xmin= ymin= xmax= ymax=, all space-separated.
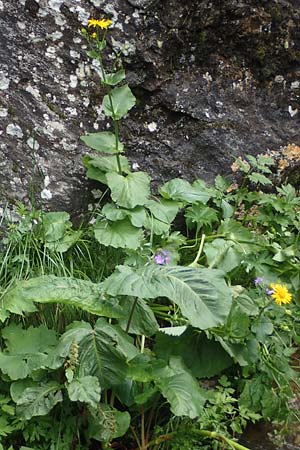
xmin=0 ymin=0 xmax=300 ymax=216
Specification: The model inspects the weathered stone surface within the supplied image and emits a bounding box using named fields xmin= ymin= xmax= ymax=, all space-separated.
xmin=0 ymin=0 xmax=300 ymax=214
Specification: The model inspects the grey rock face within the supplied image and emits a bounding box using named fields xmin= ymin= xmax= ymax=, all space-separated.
xmin=0 ymin=0 xmax=300 ymax=214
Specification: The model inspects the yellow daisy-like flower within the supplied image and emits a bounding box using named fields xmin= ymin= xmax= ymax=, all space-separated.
xmin=270 ymin=283 xmax=292 ymax=305
xmin=88 ymin=18 xmax=112 ymax=29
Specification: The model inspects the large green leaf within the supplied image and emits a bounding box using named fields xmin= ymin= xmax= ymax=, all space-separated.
xmin=155 ymin=365 xmax=206 ymax=418
xmin=103 ymin=265 xmax=232 ymax=329
xmin=67 ymin=376 xmax=101 ymax=409
xmin=94 ymin=218 xmax=143 ymax=249
xmin=118 ymin=297 xmax=159 ymax=336
xmin=155 ymin=327 xmax=233 ymax=378
xmin=2 ymin=276 xmax=122 ymax=318
xmin=106 ymin=172 xmax=150 ymax=209
xmin=159 ymin=179 xmax=210 ymax=203
xmin=102 ymin=84 xmax=136 ymax=120
xmin=42 ymin=211 xmax=70 ymax=242
xmin=15 ymin=381 xmax=62 ymax=420
xmin=80 ymin=131 xmax=124 ymax=154
xmin=57 ymin=319 xmax=138 ymax=389
xmin=0 ymin=324 xmax=58 ymax=380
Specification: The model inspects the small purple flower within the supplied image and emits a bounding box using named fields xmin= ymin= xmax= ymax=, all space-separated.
xmin=254 ymin=277 xmax=264 ymax=286
xmin=266 ymin=288 xmax=274 ymax=295
xmin=154 ymin=250 xmax=171 ymax=265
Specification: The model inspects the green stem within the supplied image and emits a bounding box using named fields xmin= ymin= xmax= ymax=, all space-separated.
xmin=125 ymin=297 xmax=139 ymax=333
xmin=189 ymin=233 xmax=206 ymax=267
xmin=147 ymin=429 xmax=250 ymax=450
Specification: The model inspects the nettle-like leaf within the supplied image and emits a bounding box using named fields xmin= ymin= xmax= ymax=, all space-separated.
xmin=56 ymin=319 xmax=138 ymax=389
xmin=88 ymin=404 xmax=131 ymax=443
xmin=81 ymin=131 xmax=124 ymax=154
xmin=94 ymin=218 xmax=143 ymax=249
xmin=159 ymin=179 xmax=210 ymax=204
xmin=0 ymin=324 xmax=58 ymax=380
xmin=106 ymin=172 xmax=150 ymax=209
xmin=67 ymin=376 xmax=101 ymax=409
xmin=2 ymin=275 xmax=122 ymax=319
xmin=103 ymin=265 xmax=232 ymax=329
xmin=102 ymin=84 xmax=136 ymax=120
xmin=15 ymin=381 xmax=63 ymax=420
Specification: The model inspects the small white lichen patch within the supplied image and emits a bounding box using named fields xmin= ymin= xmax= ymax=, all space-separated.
xmin=27 ymin=137 xmax=40 ymax=150
xmin=45 ymin=46 xmax=57 ymax=59
xmin=288 ymin=105 xmax=298 ymax=117
xmin=17 ymin=21 xmax=26 ymax=30
xmin=291 ymin=81 xmax=300 ymax=89
xmin=70 ymin=50 xmax=80 ymax=59
xmin=48 ymin=0 xmax=64 ymax=12
xmin=55 ymin=15 xmax=66 ymax=26
xmin=41 ymin=188 xmax=53 ymax=200
xmin=69 ymin=74 xmax=78 ymax=88
xmin=0 ymin=1 xmax=3 ymax=10
xmin=147 ymin=122 xmax=157 ymax=132
xmin=49 ymin=31 xmax=63 ymax=41
xmin=132 ymin=162 xmax=140 ymax=170
xmin=6 ymin=123 xmax=23 ymax=138
xmin=0 ymin=72 xmax=10 ymax=90
xmin=25 ymin=84 xmax=41 ymax=99
xmin=0 ymin=108 xmax=8 ymax=117
xmin=44 ymin=175 xmax=51 ymax=188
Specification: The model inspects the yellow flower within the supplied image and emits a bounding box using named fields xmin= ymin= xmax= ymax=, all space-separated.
xmin=88 ymin=18 xmax=112 ymax=29
xmin=91 ymin=32 xmax=97 ymax=39
xmin=270 ymin=283 xmax=292 ymax=305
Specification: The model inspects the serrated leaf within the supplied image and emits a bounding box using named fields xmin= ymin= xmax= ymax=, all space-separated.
xmin=94 ymin=218 xmax=143 ymax=249
xmin=159 ymin=179 xmax=210 ymax=203
xmin=103 ymin=265 xmax=232 ymax=329
xmin=106 ymin=172 xmax=150 ymax=209
xmin=67 ymin=376 xmax=101 ymax=408
xmin=248 ymin=173 xmax=272 ymax=185
xmin=185 ymin=204 xmax=218 ymax=229
xmin=102 ymin=84 xmax=136 ymax=120
xmin=80 ymin=132 xmax=124 ymax=154
xmin=16 ymin=381 xmax=62 ymax=420
xmin=2 ymin=276 xmax=121 ymax=318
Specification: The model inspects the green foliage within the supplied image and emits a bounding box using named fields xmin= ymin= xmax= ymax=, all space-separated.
xmin=1 ymin=18 xmax=300 ymax=450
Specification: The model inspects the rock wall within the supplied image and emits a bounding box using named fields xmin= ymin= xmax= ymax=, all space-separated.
xmin=0 ymin=0 xmax=299 ymax=214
